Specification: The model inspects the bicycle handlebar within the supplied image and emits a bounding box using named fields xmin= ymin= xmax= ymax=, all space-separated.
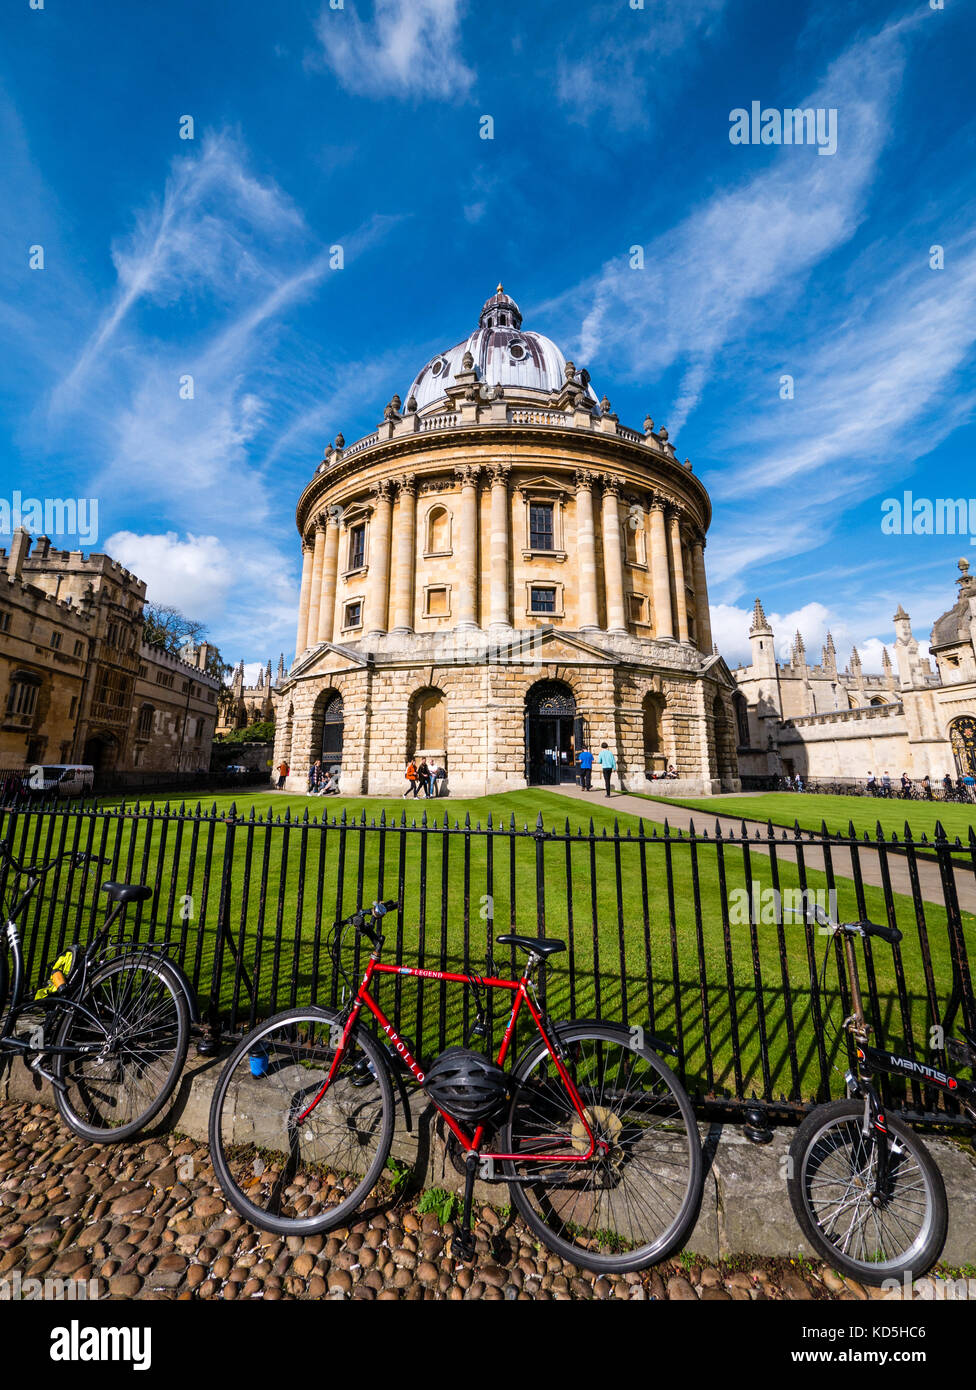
xmin=0 ymin=839 xmax=110 ymax=877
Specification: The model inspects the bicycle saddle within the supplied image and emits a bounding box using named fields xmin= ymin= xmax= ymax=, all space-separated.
xmin=101 ymin=881 xmax=153 ymax=905
xmin=496 ymin=934 xmax=565 ymax=958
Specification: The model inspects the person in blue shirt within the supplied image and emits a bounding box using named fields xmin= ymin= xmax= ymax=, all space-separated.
xmin=577 ymin=746 xmax=594 ymax=790
xmin=597 ymin=743 xmax=617 ymax=797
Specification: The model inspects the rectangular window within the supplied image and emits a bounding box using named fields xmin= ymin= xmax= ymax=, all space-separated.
xmin=50 ymin=631 xmax=62 ymax=649
xmin=0 ymin=611 xmax=10 ymax=633
xmin=344 ymin=601 xmax=363 ymax=629
xmin=529 ymin=503 xmax=554 ymax=551
xmin=349 ymin=524 xmax=366 ymax=570
xmin=425 ymin=587 xmax=449 ymax=617
xmin=629 ymin=594 xmax=647 ymax=623
xmin=74 ymin=640 xmax=85 ymax=657
xmin=530 ymin=586 xmax=557 ymax=614
xmin=7 ymin=680 xmax=39 ymax=718
xmin=69 ymin=696 xmax=78 ymax=718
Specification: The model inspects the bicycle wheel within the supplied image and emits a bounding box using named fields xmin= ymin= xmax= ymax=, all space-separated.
xmin=502 ymin=1022 xmax=703 ymax=1273
xmin=209 ymin=1008 xmax=395 ymax=1237
xmin=787 ymin=1099 xmax=948 ymax=1284
xmin=53 ymin=954 xmax=189 ymax=1142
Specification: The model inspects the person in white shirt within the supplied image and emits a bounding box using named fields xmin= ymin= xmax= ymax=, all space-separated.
xmin=597 ymin=743 xmax=617 ymax=797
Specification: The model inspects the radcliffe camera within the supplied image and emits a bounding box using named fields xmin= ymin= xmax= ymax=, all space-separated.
xmin=0 ymin=0 xmax=974 ymax=1355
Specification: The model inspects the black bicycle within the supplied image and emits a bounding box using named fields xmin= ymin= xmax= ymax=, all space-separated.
xmin=786 ymin=915 xmax=976 ymax=1283
xmin=0 ymin=836 xmax=190 ymax=1141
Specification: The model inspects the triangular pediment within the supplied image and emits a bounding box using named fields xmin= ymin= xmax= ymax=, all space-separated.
xmin=284 ymin=642 xmax=370 ymax=685
xmin=491 ymin=626 xmax=618 ymax=666
xmin=517 ymin=474 xmax=570 ymax=496
xmin=702 ymin=651 xmax=737 ymax=690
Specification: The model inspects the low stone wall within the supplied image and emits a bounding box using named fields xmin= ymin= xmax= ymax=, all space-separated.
xmin=5 ymin=1051 xmax=975 ymax=1265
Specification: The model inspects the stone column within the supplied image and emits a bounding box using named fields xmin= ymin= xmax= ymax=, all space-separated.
xmin=305 ymin=521 xmax=327 ymax=650
xmin=669 ymin=509 xmax=690 ymax=644
xmin=574 ymin=471 xmax=600 ymax=630
xmin=365 ymin=480 xmax=393 ymax=635
xmin=455 ymin=465 xmax=481 ymax=628
xmin=294 ymin=538 xmax=314 ymax=656
xmin=691 ymin=532 xmax=713 ymax=653
xmin=390 ymin=475 xmax=417 ymax=633
xmin=600 ymin=476 xmax=627 ymax=633
xmin=487 ymin=463 xmax=510 ymax=629
xmin=649 ymin=498 xmax=675 ymax=641
xmin=316 ymin=511 xmax=341 ymax=644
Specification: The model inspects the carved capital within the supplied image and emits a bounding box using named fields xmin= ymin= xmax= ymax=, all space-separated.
xmin=454 ymin=464 xmax=481 ymax=488
xmin=487 ymin=462 xmax=510 ymax=486
xmin=371 ymin=478 xmax=394 ymax=504
xmin=574 ymin=469 xmax=595 ymax=493
xmin=396 ymin=473 xmax=417 ymax=499
xmin=600 ymin=474 xmax=621 ymax=499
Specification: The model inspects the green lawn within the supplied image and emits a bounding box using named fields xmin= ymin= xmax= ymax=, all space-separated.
xmin=638 ymin=791 xmax=976 ymax=845
xmin=4 ymin=788 xmax=973 ymax=1110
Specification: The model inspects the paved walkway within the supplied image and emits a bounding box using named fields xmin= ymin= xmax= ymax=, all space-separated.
xmin=548 ymin=784 xmax=976 ymax=915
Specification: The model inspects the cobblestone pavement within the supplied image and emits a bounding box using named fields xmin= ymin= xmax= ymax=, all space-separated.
xmin=0 ymin=1100 xmax=910 ymax=1302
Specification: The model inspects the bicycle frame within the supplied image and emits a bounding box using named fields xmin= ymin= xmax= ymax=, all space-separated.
xmin=297 ymin=950 xmax=599 ymax=1165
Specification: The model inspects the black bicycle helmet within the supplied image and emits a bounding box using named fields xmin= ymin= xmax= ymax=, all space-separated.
xmin=423 ymin=1046 xmax=509 ymax=1124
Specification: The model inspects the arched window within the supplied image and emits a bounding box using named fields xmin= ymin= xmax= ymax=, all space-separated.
xmin=410 ymin=687 xmax=447 ymax=754
xmin=426 ymin=506 xmax=452 ymax=555
xmin=949 ymin=716 xmax=976 ymax=778
xmin=642 ymin=692 xmax=666 ymax=772
xmin=733 ymin=691 xmax=750 ymax=747
xmin=314 ymin=690 xmax=344 ymax=769
xmin=6 ymin=669 xmax=41 ymax=720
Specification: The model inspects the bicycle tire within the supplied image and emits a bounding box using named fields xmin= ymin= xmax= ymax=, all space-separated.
xmin=787 ymin=1099 xmax=948 ymax=1284
xmin=501 ymin=1021 xmax=703 ymax=1273
xmin=209 ymin=1008 xmax=395 ymax=1237
xmin=53 ymin=954 xmax=189 ymax=1142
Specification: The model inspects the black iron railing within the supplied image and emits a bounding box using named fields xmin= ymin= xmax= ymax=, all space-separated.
xmin=1 ymin=799 xmax=974 ymax=1126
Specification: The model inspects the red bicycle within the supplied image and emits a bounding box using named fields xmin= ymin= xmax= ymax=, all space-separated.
xmin=209 ymin=900 xmax=703 ymax=1272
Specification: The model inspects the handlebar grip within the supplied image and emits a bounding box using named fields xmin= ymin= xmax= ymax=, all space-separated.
xmin=859 ymin=919 xmax=902 ymax=947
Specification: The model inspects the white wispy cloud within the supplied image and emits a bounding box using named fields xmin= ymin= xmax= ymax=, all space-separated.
xmin=556 ymin=0 xmax=727 ymax=131
xmin=313 ymin=0 xmax=474 ymax=101
xmin=550 ymin=15 xmax=917 ymax=440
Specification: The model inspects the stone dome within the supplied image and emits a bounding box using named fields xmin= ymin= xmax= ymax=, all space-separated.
xmin=406 ymin=285 xmax=599 ymax=411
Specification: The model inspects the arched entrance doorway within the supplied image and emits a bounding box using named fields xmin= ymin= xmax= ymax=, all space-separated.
xmin=317 ymin=691 xmax=344 ymax=772
xmin=525 ymin=680 xmax=579 ymax=785
xmin=949 ymin=716 xmax=976 ymax=777
xmin=82 ymin=732 xmax=119 ymax=775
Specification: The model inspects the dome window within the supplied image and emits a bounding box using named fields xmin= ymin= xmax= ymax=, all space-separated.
xmin=429 ymin=357 xmax=447 ymax=377
xmin=509 ymin=340 xmax=527 ymax=361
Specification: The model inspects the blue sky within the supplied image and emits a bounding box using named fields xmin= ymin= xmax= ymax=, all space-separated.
xmin=2 ymin=0 xmax=975 ymax=681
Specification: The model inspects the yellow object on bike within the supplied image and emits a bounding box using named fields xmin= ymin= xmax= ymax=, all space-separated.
xmin=35 ymin=948 xmax=76 ymax=1001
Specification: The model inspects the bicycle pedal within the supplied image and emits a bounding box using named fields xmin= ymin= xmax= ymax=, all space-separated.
xmin=451 ymin=1233 xmax=476 ymax=1262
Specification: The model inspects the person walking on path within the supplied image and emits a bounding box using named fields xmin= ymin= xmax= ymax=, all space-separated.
xmin=577 ymin=745 xmax=593 ymax=791
xmin=923 ymin=773 xmax=933 ymax=800
xmin=276 ymin=760 xmax=289 ymax=790
xmin=403 ymin=759 xmax=419 ymax=797
xmin=597 ymin=743 xmax=617 ymax=797
xmin=308 ymin=759 xmax=323 ymax=794
xmin=417 ymin=759 xmax=432 ymax=798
